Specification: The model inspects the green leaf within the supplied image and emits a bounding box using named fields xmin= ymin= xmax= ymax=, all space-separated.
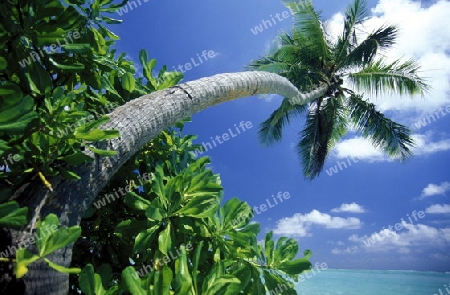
xmin=79 ymin=264 xmax=97 ymax=295
xmin=91 ymin=27 xmax=107 ymax=55
xmin=303 ymin=249 xmax=313 ymax=260
xmin=278 ymin=258 xmax=312 ymax=275
xmin=262 ymin=271 xmax=291 ymax=295
xmin=59 ymin=169 xmax=81 ymax=180
xmin=0 ymin=201 xmax=28 ymax=229
xmin=124 ymin=191 xmax=152 ymax=211
xmin=122 ymin=266 xmax=147 ymax=295
xmin=227 ymin=231 xmax=255 ymax=248
xmin=79 ymin=264 xmax=107 ymax=295
xmin=274 ymin=238 xmax=299 ymax=264
xmin=192 ymin=240 xmax=204 ymax=292
xmin=222 ymin=198 xmax=253 ymax=230
xmin=36 ymin=214 xmax=81 ymax=257
xmin=14 ymin=248 xmax=40 ymax=278
xmin=139 ymin=49 xmax=158 ymax=89
xmin=204 ymin=275 xmax=241 ymax=295
xmin=0 ymin=56 xmax=7 ymax=70
xmin=158 ymin=224 xmax=172 ymax=256
xmin=97 ymin=264 xmax=113 ymax=290
xmin=145 ymin=203 xmax=165 ymax=221
xmin=35 ymin=28 xmax=68 ymax=46
xmin=154 ymin=265 xmax=173 ymax=295
xmin=100 ymin=17 xmax=122 ymax=26
xmin=86 ymin=146 xmax=117 ymax=156
xmin=0 ymin=94 xmax=37 ymax=134
xmin=114 ymin=219 xmax=148 ymax=238
xmin=75 ymin=129 xmax=119 ymax=141
xmin=74 ymin=115 xmax=111 ymax=134
xmin=61 ymin=151 xmax=94 ymax=165
xmin=174 ymin=195 xmax=219 ymax=218
xmin=44 ymin=258 xmax=81 ymax=274
xmin=49 ymin=58 xmax=85 ymax=70
xmin=159 ymin=71 xmax=184 ymax=89
xmin=132 ymin=225 xmax=159 ymax=255
xmin=264 ymin=231 xmax=275 ymax=266
xmin=232 ymin=266 xmax=252 ymax=292
xmin=121 ymin=72 xmax=135 ymax=93
xmin=174 ymin=245 xmax=193 ymax=294
xmin=0 ymin=82 xmax=23 ymax=100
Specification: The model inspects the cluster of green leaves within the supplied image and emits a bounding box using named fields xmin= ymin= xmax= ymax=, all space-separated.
xmin=0 ymin=213 xmax=82 ymax=278
xmin=0 ymin=1 xmax=184 ymax=289
xmin=0 ymin=201 xmax=28 ymax=229
xmin=69 ymin=125 xmax=312 ymax=294
xmin=0 ymin=0 xmax=183 ymax=230
xmin=1 ymin=1 xmax=314 ymax=294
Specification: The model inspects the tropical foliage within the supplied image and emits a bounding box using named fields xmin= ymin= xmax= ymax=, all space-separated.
xmin=70 ymin=125 xmax=312 ymax=294
xmin=248 ymin=0 xmax=429 ymax=178
xmin=6 ymin=214 xmax=82 ymax=279
xmin=1 ymin=0 xmax=312 ymax=294
xmin=0 ymin=0 xmax=184 ymax=199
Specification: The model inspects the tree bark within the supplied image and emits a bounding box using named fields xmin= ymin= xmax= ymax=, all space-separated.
xmin=7 ymin=71 xmax=324 ymax=294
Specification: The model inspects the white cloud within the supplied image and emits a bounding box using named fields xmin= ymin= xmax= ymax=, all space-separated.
xmin=412 ymin=134 xmax=450 ymax=156
xmin=273 ymin=209 xmax=362 ymax=237
xmin=327 ymin=240 xmax=345 ymax=246
xmin=331 ymin=137 xmax=387 ymax=162
xmin=331 ymin=202 xmax=366 ymax=213
xmin=331 ymin=246 xmax=359 ymax=255
xmin=421 ymin=182 xmax=450 ymax=198
xmin=344 ymin=221 xmax=450 ymax=253
xmin=425 ymin=204 xmax=450 ymax=214
xmin=364 ymin=0 xmax=450 ymax=112
xmin=330 ymin=133 xmax=450 ymax=161
xmin=325 ymin=0 xmax=450 ymax=113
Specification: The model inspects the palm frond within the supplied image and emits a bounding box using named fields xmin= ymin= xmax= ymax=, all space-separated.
xmin=282 ymin=0 xmax=330 ymax=61
xmin=346 ymin=94 xmax=414 ymax=160
xmin=334 ymin=0 xmax=368 ymax=64
xmin=247 ymin=45 xmax=322 ymax=91
xmin=287 ymin=66 xmax=323 ymax=92
xmin=273 ymin=45 xmax=301 ymax=63
xmin=342 ymin=25 xmax=398 ymax=67
xmin=247 ymin=58 xmax=291 ymax=74
xmin=347 ymin=59 xmax=430 ymax=96
xmin=342 ymin=0 xmax=368 ymax=43
xmin=278 ymin=31 xmax=297 ymax=46
xmin=298 ymin=96 xmax=347 ymax=179
xmin=259 ymin=98 xmax=307 ymax=146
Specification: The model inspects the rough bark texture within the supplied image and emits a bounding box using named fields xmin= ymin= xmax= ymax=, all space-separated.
xmin=6 ymin=71 xmax=323 ymax=294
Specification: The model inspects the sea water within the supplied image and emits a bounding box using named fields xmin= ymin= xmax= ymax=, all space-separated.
xmin=295 ymin=269 xmax=450 ymax=295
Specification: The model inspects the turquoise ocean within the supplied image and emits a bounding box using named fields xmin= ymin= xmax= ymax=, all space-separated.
xmin=295 ymin=269 xmax=450 ymax=295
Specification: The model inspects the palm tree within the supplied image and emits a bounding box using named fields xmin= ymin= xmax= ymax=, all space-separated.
xmin=247 ymin=0 xmax=429 ymax=179
xmin=11 ymin=71 xmax=314 ymax=294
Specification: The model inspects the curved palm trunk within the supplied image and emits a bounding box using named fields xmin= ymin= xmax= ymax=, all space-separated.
xmin=7 ymin=71 xmax=317 ymax=294
xmin=288 ymin=82 xmax=329 ymax=105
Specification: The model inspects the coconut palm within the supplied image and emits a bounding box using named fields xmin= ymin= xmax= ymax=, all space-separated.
xmin=8 ymin=71 xmax=312 ymax=294
xmin=247 ymin=0 xmax=429 ymax=179
xmin=1 ymin=0 xmax=429 ymax=292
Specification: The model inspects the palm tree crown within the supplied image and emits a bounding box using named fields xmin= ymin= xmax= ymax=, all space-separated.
xmin=247 ymin=0 xmax=429 ymax=179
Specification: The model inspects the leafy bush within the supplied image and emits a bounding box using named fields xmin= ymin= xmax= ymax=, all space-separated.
xmin=70 ymin=125 xmax=312 ymax=294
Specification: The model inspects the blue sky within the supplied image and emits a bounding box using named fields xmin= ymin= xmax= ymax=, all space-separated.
xmin=111 ymin=0 xmax=450 ymax=271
